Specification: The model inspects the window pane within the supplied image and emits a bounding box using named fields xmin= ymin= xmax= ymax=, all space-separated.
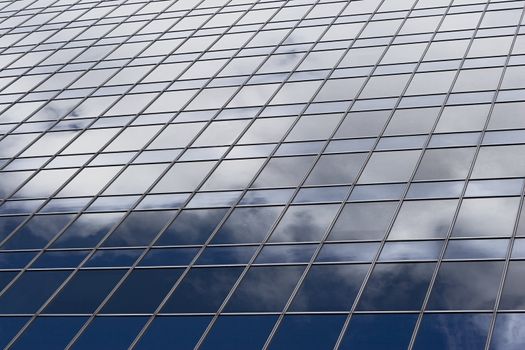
xmin=269 ymin=315 xmax=345 ymax=350
xmin=200 ymin=316 xmax=277 ymax=350
xmin=329 ymin=202 xmax=397 ymax=241
xmin=340 ymin=314 xmax=417 ymax=350
xmin=269 ymin=204 xmax=339 ymax=242
xmin=225 ymin=266 xmax=304 ymax=312
xmin=0 ymin=271 xmax=69 ymax=314
xmin=135 ymin=316 xmax=211 ymax=350
xmin=72 ymin=316 xmax=146 ymax=350
xmin=212 ymin=207 xmax=283 ymax=244
xmin=427 ymin=261 xmax=504 ymax=310
xmin=290 ymin=264 xmax=368 ymax=312
xmin=12 ymin=317 xmax=86 ymax=350
xmin=162 ymin=267 xmax=243 ymax=313
xmin=44 ymin=270 xmax=126 ymax=314
xmin=358 ymin=150 xmax=421 ymax=184
xmin=413 ymin=313 xmax=491 ymax=350
xmin=156 ymin=209 xmax=227 ymax=245
xmin=102 ymin=269 xmax=182 ymax=313
xmin=357 ymin=263 xmax=435 ymax=311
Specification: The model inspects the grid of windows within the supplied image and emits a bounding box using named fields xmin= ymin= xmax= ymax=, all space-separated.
xmin=0 ymin=0 xmax=525 ymax=348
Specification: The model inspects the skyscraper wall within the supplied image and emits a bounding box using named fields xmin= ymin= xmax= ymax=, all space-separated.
xmin=0 ymin=0 xmax=524 ymax=348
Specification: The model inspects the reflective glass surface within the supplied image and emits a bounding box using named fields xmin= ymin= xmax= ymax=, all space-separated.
xmin=0 ymin=0 xmax=523 ymax=348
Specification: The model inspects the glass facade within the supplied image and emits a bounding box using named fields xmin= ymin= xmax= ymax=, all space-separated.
xmin=0 ymin=0 xmax=524 ymax=348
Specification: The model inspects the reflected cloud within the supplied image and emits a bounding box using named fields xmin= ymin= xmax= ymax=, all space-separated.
xmin=491 ymin=314 xmax=525 ymax=350
xmin=270 ymin=204 xmax=339 ymax=242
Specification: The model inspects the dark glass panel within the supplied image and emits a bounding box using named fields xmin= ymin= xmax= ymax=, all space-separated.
xmin=491 ymin=314 xmax=525 ymax=349
xmin=212 ymin=206 xmax=283 ymax=244
xmin=316 ymin=242 xmax=379 ymax=262
xmin=340 ymin=314 xmax=417 ymax=350
xmin=71 ymin=316 xmax=146 ymax=350
xmin=3 ymin=214 xmax=74 ymax=249
xmin=85 ymin=249 xmax=143 ymax=268
xmin=12 ymin=317 xmax=86 ymax=350
xmin=0 ymin=271 xmax=70 ymax=314
xmin=102 ymin=211 xmax=176 ymax=247
xmin=196 ymin=246 xmax=256 ymax=265
xmin=269 ymin=315 xmax=346 ymax=350
xmin=32 ymin=250 xmax=88 ymax=268
xmin=0 ymin=317 xmax=29 ymax=349
xmin=290 ymin=264 xmax=368 ymax=311
xmin=200 ymin=316 xmax=277 ymax=350
xmin=0 ymin=216 xmax=27 ymax=242
xmin=413 ymin=313 xmax=491 ymax=350
xmin=102 ymin=268 xmax=182 ymax=314
xmin=156 ymin=209 xmax=228 ymax=245
xmin=52 ymin=213 xmax=125 ymax=248
xmin=163 ymin=267 xmax=243 ymax=313
xmin=500 ymin=261 xmax=525 ymax=310
xmin=357 ymin=263 xmax=435 ymax=311
xmin=427 ymin=261 xmax=504 ymax=310
xmin=140 ymin=248 xmax=199 ymax=266
xmin=0 ymin=252 xmax=36 ymax=269
xmin=269 ymin=204 xmax=339 ymax=242
xmin=135 ymin=316 xmax=211 ymax=350
xmin=256 ymin=244 xmax=317 ymax=264
xmin=225 ymin=266 xmax=304 ymax=312
xmin=44 ymin=270 xmax=126 ymax=314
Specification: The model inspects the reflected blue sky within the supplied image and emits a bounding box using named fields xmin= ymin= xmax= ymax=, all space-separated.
xmin=0 ymin=0 xmax=523 ymax=348
xmin=414 ymin=313 xmax=491 ymax=350
xmin=340 ymin=314 xmax=417 ymax=350
xmin=200 ymin=315 xmax=277 ymax=350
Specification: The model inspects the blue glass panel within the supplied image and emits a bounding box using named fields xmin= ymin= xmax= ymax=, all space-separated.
xmin=12 ymin=317 xmax=86 ymax=350
xmin=0 ymin=317 xmax=29 ymax=349
xmin=156 ymin=209 xmax=228 ymax=245
xmin=32 ymin=250 xmax=88 ymax=268
xmin=196 ymin=246 xmax=256 ymax=265
xmin=427 ymin=261 xmax=504 ymax=310
xmin=200 ymin=315 xmax=277 ymax=350
xmin=212 ymin=207 xmax=283 ymax=244
xmin=44 ymin=270 xmax=126 ymax=314
xmin=357 ymin=263 xmax=435 ymax=311
xmin=163 ymin=267 xmax=243 ymax=313
xmin=256 ymin=244 xmax=317 ymax=263
xmin=0 ymin=216 xmax=27 ymax=242
xmin=72 ymin=316 xmax=146 ymax=350
xmin=102 ymin=211 xmax=175 ymax=247
xmin=102 ymin=268 xmax=182 ymax=313
xmin=52 ymin=213 xmax=125 ymax=248
xmin=414 ymin=313 xmax=491 ymax=350
xmin=135 ymin=316 xmax=211 ymax=350
xmin=269 ymin=315 xmax=346 ymax=350
xmin=0 ymin=271 xmax=18 ymax=291
xmin=0 ymin=271 xmax=70 ymax=314
xmin=340 ymin=314 xmax=417 ymax=350
xmin=290 ymin=264 xmax=368 ymax=311
xmin=3 ymin=214 xmax=74 ymax=249
xmin=0 ymin=252 xmax=36 ymax=269
xmin=140 ymin=247 xmax=199 ymax=266
xmin=85 ymin=249 xmax=143 ymax=268
xmin=491 ymin=313 xmax=525 ymax=350
xmin=500 ymin=261 xmax=525 ymax=309
xmin=225 ymin=266 xmax=305 ymax=312
xmin=317 ymin=242 xmax=379 ymax=262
